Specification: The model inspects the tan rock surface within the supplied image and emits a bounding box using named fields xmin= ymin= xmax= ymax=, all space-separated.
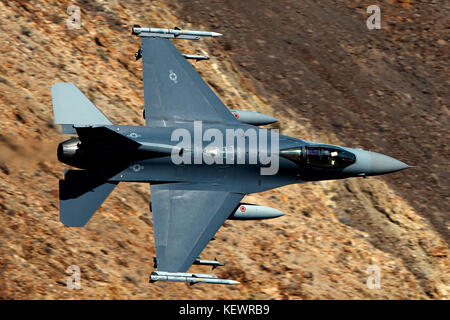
xmin=0 ymin=0 xmax=447 ymax=299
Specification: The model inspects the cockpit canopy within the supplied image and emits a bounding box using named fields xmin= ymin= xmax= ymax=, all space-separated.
xmin=281 ymin=146 xmax=356 ymax=169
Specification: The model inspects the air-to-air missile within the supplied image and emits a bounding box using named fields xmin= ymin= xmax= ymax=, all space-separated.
xmin=229 ymin=204 xmax=285 ymax=220
xmin=132 ymin=25 xmax=222 ymax=40
xmin=193 ymin=257 xmax=225 ymax=269
xmin=229 ymin=109 xmax=278 ymax=126
xmin=182 ymin=54 xmax=210 ymax=61
xmin=149 ymin=271 xmax=239 ymax=285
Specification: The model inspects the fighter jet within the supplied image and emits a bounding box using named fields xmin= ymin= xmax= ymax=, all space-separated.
xmin=52 ymin=26 xmax=411 ymax=285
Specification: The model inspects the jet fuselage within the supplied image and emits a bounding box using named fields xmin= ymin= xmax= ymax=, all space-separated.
xmin=58 ymin=123 xmax=409 ymax=194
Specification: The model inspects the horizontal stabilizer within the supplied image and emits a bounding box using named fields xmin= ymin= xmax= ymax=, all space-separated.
xmin=59 ymin=170 xmax=117 ymax=227
xmin=52 ymin=82 xmax=112 ymax=132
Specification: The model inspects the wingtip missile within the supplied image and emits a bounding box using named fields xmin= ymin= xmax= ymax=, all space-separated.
xmin=131 ymin=26 xmax=223 ymax=39
xmin=149 ymin=271 xmax=239 ymax=285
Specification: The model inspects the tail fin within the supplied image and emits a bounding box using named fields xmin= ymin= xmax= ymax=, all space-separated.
xmin=51 ymin=82 xmax=112 ymax=134
xmin=59 ymin=170 xmax=117 ymax=227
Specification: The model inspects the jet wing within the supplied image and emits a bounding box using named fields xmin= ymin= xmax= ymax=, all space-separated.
xmin=141 ymin=37 xmax=238 ymax=126
xmin=150 ymin=183 xmax=244 ymax=272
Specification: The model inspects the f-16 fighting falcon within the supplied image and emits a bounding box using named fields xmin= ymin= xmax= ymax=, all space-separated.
xmin=52 ymin=25 xmax=412 ymax=285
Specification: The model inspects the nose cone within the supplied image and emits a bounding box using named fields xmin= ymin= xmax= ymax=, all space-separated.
xmin=370 ymin=152 xmax=410 ymax=175
xmin=342 ymin=148 xmax=411 ymax=176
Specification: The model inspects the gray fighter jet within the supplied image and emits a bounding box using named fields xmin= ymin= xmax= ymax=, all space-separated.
xmin=52 ymin=26 xmax=411 ymax=285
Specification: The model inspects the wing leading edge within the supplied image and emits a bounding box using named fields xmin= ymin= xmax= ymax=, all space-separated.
xmin=150 ymin=183 xmax=244 ymax=272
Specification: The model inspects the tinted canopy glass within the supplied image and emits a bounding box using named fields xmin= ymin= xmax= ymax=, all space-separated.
xmin=281 ymin=146 xmax=355 ymax=169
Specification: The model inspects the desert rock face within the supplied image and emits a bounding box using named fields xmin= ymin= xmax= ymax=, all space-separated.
xmin=0 ymin=0 xmax=448 ymax=299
